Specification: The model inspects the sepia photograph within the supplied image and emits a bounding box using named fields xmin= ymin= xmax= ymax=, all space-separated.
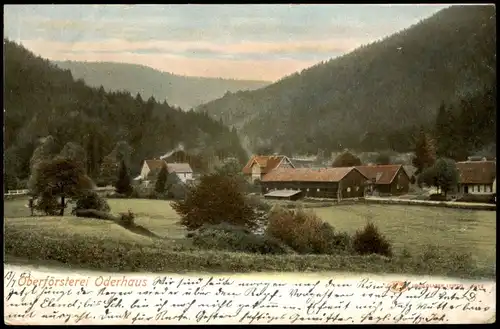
xmin=3 ymin=4 xmax=496 ymax=325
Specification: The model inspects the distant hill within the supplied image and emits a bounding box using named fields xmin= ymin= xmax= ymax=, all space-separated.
xmin=52 ymin=61 xmax=270 ymax=111
xmin=4 ymin=40 xmax=248 ymax=190
xmin=196 ymin=5 xmax=496 ymax=155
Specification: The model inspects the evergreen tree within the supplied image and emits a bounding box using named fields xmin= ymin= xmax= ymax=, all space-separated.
xmin=412 ymin=128 xmax=436 ymax=175
xmin=98 ymin=153 xmax=118 ymax=187
xmin=115 ymin=160 xmax=132 ymax=196
xmin=155 ymin=165 xmax=168 ymax=194
xmin=435 ymin=101 xmax=453 ymax=157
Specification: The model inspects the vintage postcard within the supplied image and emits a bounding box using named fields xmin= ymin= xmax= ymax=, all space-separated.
xmin=3 ymin=4 xmax=496 ymax=325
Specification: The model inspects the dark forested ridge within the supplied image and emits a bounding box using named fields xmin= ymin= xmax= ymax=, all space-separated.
xmin=4 ymin=39 xmax=248 ymax=190
xmin=52 ymin=61 xmax=270 ymax=111
xmin=196 ymin=5 xmax=496 ymax=156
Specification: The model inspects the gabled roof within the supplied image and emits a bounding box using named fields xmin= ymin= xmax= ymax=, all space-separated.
xmin=403 ymin=165 xmax=418 ymax=178
xmin=355 ymin=164 xmax=406 ymax=185
xmin=166 ymin=162 xmax=193 ymax=173
xmin=456 ymin=161 xmax=496 ymax=185
xmin=261 ymin=167 xmax=365 ymax=183
xmin=242 ymin=155 xmax=291 ymax=174
xmin=144 ymin=159 xmax=167 ymax=171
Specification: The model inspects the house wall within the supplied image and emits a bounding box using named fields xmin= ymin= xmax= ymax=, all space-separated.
xmin=371 ymin=168 xmax=410 ymax=196
xmin=338 ymin=169 xmax=367 ymax=199
xmin=176 ymin=172 xmax=193 ymax=183
xmin=251 ymin=164 xmax=262 ymax=182
xmin=459 ymin=184 xmax=494 ymax=195
xmin=261 ymin=181 xmax=339 ymax=198
xmin=140 ymin=163 xmax=150 ymax=180
xmin=261 ymin=170 xmax=366 ymax=199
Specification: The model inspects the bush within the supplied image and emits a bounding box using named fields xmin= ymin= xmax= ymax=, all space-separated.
xmin=72 ymin=191 xmax=111 ymax=213
xmin=457 ymin=194 xmax=495 ymax=204
xmin=266 ymin=206 xmax=351 ymax=254
xmin=352 ymin=221 xmax=393 ymax=257
xmin=189 ymin=223 xmax=290 ymax=255
xmin=34 ymin=193 xmax=60 ymax=216
xmin=172 ymin=173 xmax=259 ymax=231
xmin=118 ymin=210 xmax=135 ymax=227
xmin=429 ymin=193 xmax=448 ymax=201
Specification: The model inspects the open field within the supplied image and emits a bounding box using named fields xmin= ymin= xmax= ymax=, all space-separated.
xmin=3 ymin=197 xmax=496 ymax=278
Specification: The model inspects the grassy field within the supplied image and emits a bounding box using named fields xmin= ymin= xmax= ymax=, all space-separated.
xmin=314 ymin=204 xmax=496 ymax=267
xmin=3 ymin=197 xmax=496 ymax=277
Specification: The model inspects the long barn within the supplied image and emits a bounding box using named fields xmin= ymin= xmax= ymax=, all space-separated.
xmin=260 ymin=167 xmax=368 ymax=200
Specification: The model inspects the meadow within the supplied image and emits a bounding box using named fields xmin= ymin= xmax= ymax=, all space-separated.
xmin=3 ymin=197 xmax=496 ymax=278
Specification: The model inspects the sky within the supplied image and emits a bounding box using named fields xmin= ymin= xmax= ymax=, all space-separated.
xmin=4 ymin=4 xmax=452 ymax=81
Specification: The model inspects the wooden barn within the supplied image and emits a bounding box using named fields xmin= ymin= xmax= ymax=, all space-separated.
xmin=356 ymin=164 xmax=410 ymax=196
xmin=260 ymin=167 xmax=368 ymax=200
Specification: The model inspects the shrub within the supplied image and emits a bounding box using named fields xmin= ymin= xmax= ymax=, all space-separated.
xmin=457 ymin=194 xmax=495 ymax=204
xmin=172 ymin=173 xmax=259 ymax=231
xmin=34 ymin=193 xmax=60 ymax=216
xmin=352 ymin=221 xmax=392 ymax=257
xmin=266 ymin=206 xmax=351 ymax=254
xmin=190 ymin=223 xmax=290 ymax=255
xmin=118 ymin=210 xmax=135 ymax=227
xmin=429 ymin=193 xmax=448 ymax=201
xmin=72 ymin=191 xmax=111 ymax=213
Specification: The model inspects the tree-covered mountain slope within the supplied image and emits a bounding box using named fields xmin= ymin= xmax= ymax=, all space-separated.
xmin=4 ymin=40 xmax=248 ymax=190
xmin=53 ymin=60 xmax=270 ymax=111
xmin=196 ymin=5 xmax=496 ymax=155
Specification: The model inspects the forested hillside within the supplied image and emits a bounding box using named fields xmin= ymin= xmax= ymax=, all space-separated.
xmin=4 ymin=40 xmax=248 ymax=190
xmin=53 ymin=61 xmax=270 ymax=111
xmin=197 ymin=5 xmax=496 ymax=156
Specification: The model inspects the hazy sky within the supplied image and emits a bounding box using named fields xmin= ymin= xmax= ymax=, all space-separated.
xmin=4 ymin=4 xmax=451 ymax=81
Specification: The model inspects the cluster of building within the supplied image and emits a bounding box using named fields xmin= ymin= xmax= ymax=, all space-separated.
xmin=242 ymin=155 xmax=496 ymax=201
xmin=135 ymin=159 xmax=194 ymax=187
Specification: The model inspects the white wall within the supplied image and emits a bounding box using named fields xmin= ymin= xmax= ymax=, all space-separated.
xmin=460 ymin=184 xmax=494 ymax=195
xmin=176 ymin=172 xmax=193 ymax=183
xmin=140 ymin=163 xmax=150 ymax=180
xmin=251 ymin=164 xmax=261 ymax=182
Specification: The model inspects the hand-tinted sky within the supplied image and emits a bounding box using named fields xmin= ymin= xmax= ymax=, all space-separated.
xmin=4 ymin=4 xmax=451 ymax=81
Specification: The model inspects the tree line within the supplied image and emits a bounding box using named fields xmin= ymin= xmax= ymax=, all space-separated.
xmin=197 ymin=5 xmax=496 ymax=156
xmin=4 ymin=40 xmax=248 ymax=191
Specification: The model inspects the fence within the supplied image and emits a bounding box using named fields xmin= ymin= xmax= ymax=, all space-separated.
xmin=4 ymin=189 xmax=29 ymax=196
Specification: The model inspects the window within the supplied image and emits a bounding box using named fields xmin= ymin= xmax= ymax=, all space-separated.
xmin=317 ymin=188 xmax=320 ymax=192
xmin=347 ymin=187 xmax=351 ymax=193
xmin=356 ymin=186 xmax=360 ymax=191
xmin=307 ymin=188 xmax=310 ymax=192
xmin=486 ymin=185 xmax=491 ymax=193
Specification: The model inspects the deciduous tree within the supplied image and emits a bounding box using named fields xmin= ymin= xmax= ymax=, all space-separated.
xmin=171 ymin=172 xmax=258 ymax=231
xmin=31 ymin=157 xmax=95 ymax=216
xmin=332 ymin=150 xmax=362 ymax=167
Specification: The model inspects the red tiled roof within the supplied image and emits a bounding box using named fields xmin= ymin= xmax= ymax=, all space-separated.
xmin=242 ymin=155 xmax=288 ymax=174
xmin=355 ymin=165 xmax=405 ymax=185
xmin=456 ymin=161 xmax=496 ymax=185
xmin=145 ymin=159 xmax=167 ymax=171
xmin=261 ymin=167 xmax=365 ymax=183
